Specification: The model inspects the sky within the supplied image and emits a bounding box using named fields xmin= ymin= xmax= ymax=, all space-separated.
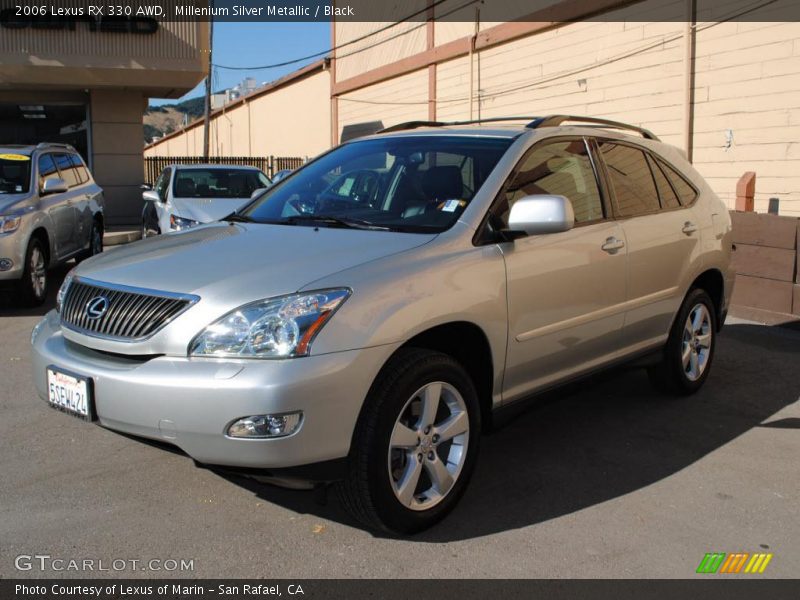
xmin=150 ymin=21 xmax=331 ymax=105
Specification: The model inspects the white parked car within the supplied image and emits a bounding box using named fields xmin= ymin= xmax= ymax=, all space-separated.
xmin=141 ymin=164 xmax=271 ymax=237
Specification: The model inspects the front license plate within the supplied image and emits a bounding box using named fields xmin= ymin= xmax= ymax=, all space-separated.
xmin=46 ymin=366 xmax=94 ymax=420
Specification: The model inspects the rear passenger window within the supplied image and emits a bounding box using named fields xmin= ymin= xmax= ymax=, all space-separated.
xmin=658 ymin=159 xmax=698 ymax=206
xmin=598 ymin=142 xmax=660 ymax=217
xmin=647 ymin=155 xmax=680 ymax=209
xmin=501 ymin=139 xmax=604 ymax=226
xmin=38 ymin=154 xmax=59 ymax=189
xmin=71 ymin=155 xmax=90 ymax=184
xmin=54 ymin=153 xmax=79 ymax=188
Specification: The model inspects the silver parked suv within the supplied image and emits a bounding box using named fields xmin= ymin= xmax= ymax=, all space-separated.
xmin=1 ymin=143 xmax=104 ymax=305
xmin=31 ymin=116 xmax=734 ymax=533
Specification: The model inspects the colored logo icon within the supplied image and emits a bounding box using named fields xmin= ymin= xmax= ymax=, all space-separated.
xmin=697 ymin=552 xmax=773 ymax=574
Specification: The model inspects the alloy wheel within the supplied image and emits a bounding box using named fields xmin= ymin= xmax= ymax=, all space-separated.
xmin=387 ymin=381 xmax=469 ymax=511
xmin=30 ymin=246 xmax=46 ymax=300
xmin=682 ymin=303 xmax=712 ymax=381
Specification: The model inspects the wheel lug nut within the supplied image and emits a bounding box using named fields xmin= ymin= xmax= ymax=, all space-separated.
xmin=417 ymin=453 xmax=423 ymax=462
xmin=424 ymin=426 xmax=431 ymax=434
xmin=416 ymin=438 xmax=420 ymax=446
xmin=432 ymin=434 xmax=440 ymax=443
xmin=427 ymin=451 xmax=435 ymax=460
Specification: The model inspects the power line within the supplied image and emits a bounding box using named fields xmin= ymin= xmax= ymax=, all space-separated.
xmin=338 ymin=0 xmax=780 ymax=107
xmin=213 ymin=0 xmax=480 ymax=71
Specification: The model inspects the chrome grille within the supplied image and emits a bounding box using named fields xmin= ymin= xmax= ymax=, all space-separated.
xmin=60 ymin=278 xmax=198 ymax=341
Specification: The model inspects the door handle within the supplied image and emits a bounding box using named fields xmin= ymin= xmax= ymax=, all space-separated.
xmin=682 ymin=221 xmax=698 ymax=235
xmin=601 ymin=237 xmax=625 ymax=254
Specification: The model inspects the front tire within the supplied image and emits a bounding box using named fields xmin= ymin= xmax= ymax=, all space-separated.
xmin=336 ymin=348 xmax=481 ymax=534
xmin=648 ymin=288 xmax=717 ymax=395
xmin=18 ymin=237 xmax=48 ymax=306
xmin=76 ymin=219 xmax=103 ymax=263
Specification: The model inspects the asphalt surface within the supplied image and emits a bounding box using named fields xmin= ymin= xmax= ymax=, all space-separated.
xmin=1 ymin=266 xmax=798 ymax=579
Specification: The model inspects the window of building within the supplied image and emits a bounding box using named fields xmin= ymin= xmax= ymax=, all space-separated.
xmin=598 ymin=142 xmax=660 ymax=217
xmin=499 ymin=139 xmax=604 ymax=226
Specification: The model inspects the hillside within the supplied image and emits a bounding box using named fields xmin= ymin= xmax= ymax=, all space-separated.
xmin=143 ymin=96 xmax=205 ymax=144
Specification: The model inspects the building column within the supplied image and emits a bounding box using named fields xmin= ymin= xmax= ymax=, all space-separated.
xmin=89 ymin=89 xmax=147 ymax=227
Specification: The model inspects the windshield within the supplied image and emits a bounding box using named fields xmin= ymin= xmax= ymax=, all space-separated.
xmin=173 ymin=168 xmax=270 ymax=199
xmin=240 ymin=136 xmax=513 ymax=233
xmin=0 ymin=155 xmax=32 ymax=194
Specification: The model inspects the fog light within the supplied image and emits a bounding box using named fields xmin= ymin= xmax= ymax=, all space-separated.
xmin=227 ymin=412 xmax=302 ymax=438
xmin=0 ymin=258 xmax=12 ymax=271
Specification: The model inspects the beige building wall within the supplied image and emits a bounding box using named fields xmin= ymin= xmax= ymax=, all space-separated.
xmin=144 ymin=66 xmax=331 ymax=161
xmin=333 ymin=0 xmax=800 ymax=216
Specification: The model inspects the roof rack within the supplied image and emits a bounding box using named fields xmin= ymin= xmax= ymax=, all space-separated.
xmin=377 ymin=116 xmax=540 ymax=134
xmin=378 ymin=115 xmax=659 ymax=141
xmin=36 ymin=142 xmax=76 ymax=150
xmin=526 ymin=115 xmax=659 ymax=140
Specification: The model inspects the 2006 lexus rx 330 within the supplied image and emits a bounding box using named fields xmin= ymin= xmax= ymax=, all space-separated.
xmin=31 ymin=116 xmax=734 ymax=533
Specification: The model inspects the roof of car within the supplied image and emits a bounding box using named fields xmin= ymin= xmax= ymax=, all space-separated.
xmin=0 ymin=142 xmax=78 ymax=155
xmin=171 ymin=164 xmax=265 ymax=170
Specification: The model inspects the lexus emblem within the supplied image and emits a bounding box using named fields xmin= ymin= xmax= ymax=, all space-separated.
xmin=85 ymin=295 xmax=110 ymax=320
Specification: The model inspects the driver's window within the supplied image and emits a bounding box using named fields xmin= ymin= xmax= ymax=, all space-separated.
xmin=499 ymin=139 xmax=603 ymax=227
xmin=156 ymin=168 xmax=171 ymax=201
xmin=38 ymin=154 xmax=58 ymax=190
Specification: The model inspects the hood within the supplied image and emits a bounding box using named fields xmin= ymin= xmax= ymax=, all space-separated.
xmin=0 ymin=193 xmax=31 ymax=214
xmin=170 ymin=196 xmax=252 ymax=223
xmin=76 ymin=222 xmax=436 ymax=307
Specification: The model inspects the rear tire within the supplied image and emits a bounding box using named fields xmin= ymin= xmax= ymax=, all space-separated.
xmin=648 ymin=288 xmax=717 ymax=395
xmin=336 ymin=348 xmax=481 ymax=534
xmin=17 ymin=237 xmax=48 ymax=307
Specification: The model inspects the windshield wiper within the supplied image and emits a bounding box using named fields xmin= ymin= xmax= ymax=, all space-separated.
xmin=283 ymin=214 xmax=391 ymax=231
xmin=223 ymin=212 xmax=254 ymax=223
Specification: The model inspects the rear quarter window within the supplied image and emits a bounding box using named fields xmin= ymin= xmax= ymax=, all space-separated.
xmin=657 ymin=158 xmax=698 ymax=206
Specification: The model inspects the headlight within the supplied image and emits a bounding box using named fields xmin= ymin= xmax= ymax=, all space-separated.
xmin=56 ymin=269 xmax=76 ymax=313
xmin=190 ymin=289 xmax=351 ymax=359
xmin=170 ymin=214 xmax=200 ymax=231
xmin=0 ymin=215 xmax=21 ymax=234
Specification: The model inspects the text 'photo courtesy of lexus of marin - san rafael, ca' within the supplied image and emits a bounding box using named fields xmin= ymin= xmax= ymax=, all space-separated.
xmin=31 ymin=116 xmax=734 ymax=534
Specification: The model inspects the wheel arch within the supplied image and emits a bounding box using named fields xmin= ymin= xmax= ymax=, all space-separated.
xmin=397 ymin=320 xmax=495 ymax=431
xmin=689 ymin=269 xmax=725 ymax=329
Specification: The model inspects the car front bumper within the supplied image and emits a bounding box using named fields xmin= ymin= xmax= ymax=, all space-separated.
xmin=0 ymin=231 xmax=25 ymax=281
xmin=31 ymin=310 xmax=398 ymax=470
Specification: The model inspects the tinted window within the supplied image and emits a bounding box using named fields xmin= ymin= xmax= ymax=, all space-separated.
xmin=174 ymin=168 xmax=270 ymax=199
xmin=155 ymin=167 xmax=172 ymax=201
xmin=0 ymin=155 xmax=31 ymax=194
xmin=647 ymin=154 xmax=680 ymax=209
xmin=242 ymin=136 xmax=512 ymax=233
xmin=658 ymin=159 xmax=698 ymax=206
xmin=71 ymin=154 xmax=90 ymax=184
xmin=38 ymin=154 xmax=58 ymax=190
xmin=598 ymin=143 xmax=660 ymax=217
xmin=500 ymin=139 xmax=603 ymax=225
xmin=54 ymin=153 xmax=79 ymax=187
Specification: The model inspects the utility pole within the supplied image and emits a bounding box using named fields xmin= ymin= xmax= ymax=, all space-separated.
xmin=202 ymin=9 xmax=214 ymax=159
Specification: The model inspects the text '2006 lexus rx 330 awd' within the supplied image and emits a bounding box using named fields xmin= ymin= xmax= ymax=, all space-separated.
xmin=31 ymin=116 xmax=734 ymax=534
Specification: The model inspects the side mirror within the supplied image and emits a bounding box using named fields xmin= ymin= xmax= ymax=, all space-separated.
xmin=140 ymin=183 xmax=153 ymax=191
xmin=250 ymin=187 xmax=268 ymax=200
xmin=142 ymin=190 xmax=161 ymax=203
xmin=41 ymin=177 xmax=69 ymax=195
xmin=506 ymin=194 xmax=575 ymax=237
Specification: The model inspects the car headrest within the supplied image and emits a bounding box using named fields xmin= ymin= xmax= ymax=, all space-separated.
xmin=175 ymin=178 xmax=195 ymax=197
xmin=421 ymin=166 xmax=463 ymax=201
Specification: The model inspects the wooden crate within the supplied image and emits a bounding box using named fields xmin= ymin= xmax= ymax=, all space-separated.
xmin=730 ymin=211 xmax=798 ymax=250
xmin=732 ymin=275 xmax=794 ymax=315
xmin=731 ymin=244 xmax=796 ymax=282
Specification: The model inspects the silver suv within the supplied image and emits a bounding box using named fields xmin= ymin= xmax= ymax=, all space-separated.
xmin=30 ymin=116 xmax=734 ymax=533
xmin=1 ymin=143 xmax=104 ymax=305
